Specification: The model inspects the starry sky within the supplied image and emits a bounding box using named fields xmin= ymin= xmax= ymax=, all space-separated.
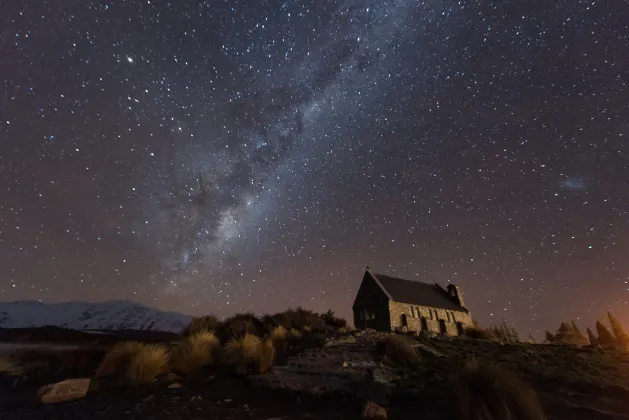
xmin=1 ymin=0 xmax=628 ymax=335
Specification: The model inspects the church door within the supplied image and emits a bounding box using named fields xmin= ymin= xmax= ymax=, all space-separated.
xmin=401 ymin=314 xmax=408 ymax=328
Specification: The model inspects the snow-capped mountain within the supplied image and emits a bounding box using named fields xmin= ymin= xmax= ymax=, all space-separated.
xmin=0 ymin=300 xmax=193 ymax=332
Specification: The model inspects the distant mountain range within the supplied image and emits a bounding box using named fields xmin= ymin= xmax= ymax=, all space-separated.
xmin=0 ymin=300 xmax=193 ymax=332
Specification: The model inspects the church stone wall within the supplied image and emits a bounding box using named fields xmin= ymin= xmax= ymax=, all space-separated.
xmin=388 ymin=301 xmax=473 ymax=336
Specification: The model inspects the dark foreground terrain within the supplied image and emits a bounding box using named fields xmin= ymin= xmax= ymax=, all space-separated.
xmin=2 ymin=329 xmax=629 ymax=419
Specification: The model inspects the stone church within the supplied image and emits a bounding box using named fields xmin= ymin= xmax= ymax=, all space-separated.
xmin=352 ymin=269 xmax=473 ymax=335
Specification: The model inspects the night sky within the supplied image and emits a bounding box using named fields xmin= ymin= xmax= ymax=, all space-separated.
xmin=2 ymin=0 xmax=629 ymax=335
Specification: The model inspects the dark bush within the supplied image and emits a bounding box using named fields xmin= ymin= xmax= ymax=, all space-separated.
xmin=262 ymin=307 xmax=326 ymax=332
xmin=319 ymin=310 xmax=348 ymax=329
xmin=464 ymin=326 xmax=495 ymax=340
xmin=216 ymin=313 xmax=267 ymax=342
xmin=182 ymin=315 xmax=219 ymax=336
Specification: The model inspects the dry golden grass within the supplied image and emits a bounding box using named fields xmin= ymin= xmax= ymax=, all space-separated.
xmin=96 ymin=341 xmax=169 ymax=386
xmin=376 ymin=335 xmax=420 ymax=367
xmin=455 ymin=358 xmax=546 ymax=420
xmin=258 ymin=338 xmax=275 ymax=374
xmin=269 ymin=325 xmax=288 ymax=342
xmin=171 ymin=331 xmax=220 ymax=375
xmin=0 ymin=356 xmax=22 ymax=376
xmin=223 ymin=333 xmax=261 ymax=366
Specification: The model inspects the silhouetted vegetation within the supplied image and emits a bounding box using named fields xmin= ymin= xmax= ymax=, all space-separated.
xmin=319 ymin=309 xmax=348 ymax=329
xmin=608 ymin=312 xmax=629 ymax=350
xmin=464 ymin=326 xmax=495 ymax=340
xmin=262 ymin=307 xmax=326 ymax=332
xmin=182 ymin=315 xmax=219 ymax=336
xmin=216 ymin=313 xmax=267 ymax=343
xmin=487 ymin=321 xmax=520 ymax=343
xmin=454 ymin=358 xmax=546 ymax=420
xmin=596 ymin=320 xmax=617 ymax=348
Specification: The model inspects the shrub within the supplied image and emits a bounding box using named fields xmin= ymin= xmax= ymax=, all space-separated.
xmin=96 ymin=341 xmax=169 ymax=386
xmin=223 ymin=333 xmax=261 ymax=367
xmin=488 ymin=321 xmax=520 ymax=343
xmin=376 ymin=335 xmax=419 ymax=367
xmin=289 ymin=328 xmax=302 ymax=339
xmin=0 ymin=356 xmax=22 ymax=376
xmin=171 ymin=331 xmax=220 ymax=375
xmin=586 ymin=327 xmax=597 ymax=345
xmin=608 ymin=312 xmax=629 ymax=350
xmin=269 ymin=325 xmax=288 ymax=342
xmin=338 ymin=327 xmax=349 ymax=334
xmin=454 ymin=358 xmax=546 ymax=420
xmin=544 ymin=331 xmax=554 ymax=343
xmin=216 ymin=313 xmax=267 ymax=343
xmin=263 ymin=308 xmax=326 ymax=332
xmin=464 ymin=326 xmax=495 ymax=340
xmin=319 ymin=309 xmax=348 ymax=329
xmin=554 ymin=322 xmax=580 ymax=345
xmin=596 ymin=320 xmax=617 ymax=348
xmin=258 ymin=338 xmax=275 ymax=374
xmin=303 ymin=325 xmax=312 ymax=332
xmin=182 ymin=315 xmax=219 ymax=336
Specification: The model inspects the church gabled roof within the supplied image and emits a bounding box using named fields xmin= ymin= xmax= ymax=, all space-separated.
xmin=367 ymin=270 xmax=466 ymax=312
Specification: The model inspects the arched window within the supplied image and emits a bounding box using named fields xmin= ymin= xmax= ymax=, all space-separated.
xmin=410 ymin=305 xmax=414 ymax=317
xmin=429 ymin=309 xmax=433 ymax=320
xmin=451 ymin=312 xmax=457 ymax=323
xmin=446 ymin=312 xmax=451 ymax=322
xmin=415 ymin=307 xmax=421 ymax=318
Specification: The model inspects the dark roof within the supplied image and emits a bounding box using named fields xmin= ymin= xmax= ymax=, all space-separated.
xmin=370 ymin=272 xmax=465 ymax=312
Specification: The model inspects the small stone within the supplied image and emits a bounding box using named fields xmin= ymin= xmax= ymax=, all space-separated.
xmin=168 ymin=382 xmax=182 ymax=389
xmin=224 ymin=398 xmax=232 ymax=402
xmin=38 ymin=378 xmax=91 ymax=404
xmin=363 ymin=401 xmax=387 ymax=419
xmin=342 ymin=361 xmax=350 ymax=368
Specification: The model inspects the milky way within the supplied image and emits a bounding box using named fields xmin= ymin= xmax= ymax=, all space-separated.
xmin=2 ymin=0 xmax=629 ymax=335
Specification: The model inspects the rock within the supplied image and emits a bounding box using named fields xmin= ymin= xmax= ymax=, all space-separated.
xmin=168 ymin=382 xmax=182 ymax=389
xmin=363 ymin=401 xmax=387 ymax=419
xmin=38 ymin=378 xmax=91 ymax=404
xmin=342 ymin=361 xmax=350 ymax=368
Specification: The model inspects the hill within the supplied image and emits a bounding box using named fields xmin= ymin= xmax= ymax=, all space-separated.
xmin=0 ymin=300 xmax=192 ymax=332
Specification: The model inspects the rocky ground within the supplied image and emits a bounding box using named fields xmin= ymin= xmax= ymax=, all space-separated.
xmin=2 ymin=330 xmax=629 ymax=419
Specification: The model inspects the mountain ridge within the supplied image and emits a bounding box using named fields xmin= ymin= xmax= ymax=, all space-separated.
xmin=0 ymin=299 xmax=193 ymax=332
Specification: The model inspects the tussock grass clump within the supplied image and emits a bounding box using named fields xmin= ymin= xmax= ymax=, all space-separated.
xmin=171 ymin=331 xmax=220 ymax=375
xmin=269 ymin=325 xmax=288 ymax=342
xmin=464 ymin=326 xmax=495 ymax=340
xmin=258 ymin=338 xmax=275 ymax=374
xmin=0 ymin=356 xmax=22 ymax=376
xmin=223 ymin=333 xmax=261 ymax=367
xmin=182 ymin=315 xmax=218 ymax=336
xmin=455 ymin=358 xmax=546 ymax=420
xmin=96 ymin=341 xmax=169 ymax=386
xmin=376 ymin=335 xmax=420 ymax=367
